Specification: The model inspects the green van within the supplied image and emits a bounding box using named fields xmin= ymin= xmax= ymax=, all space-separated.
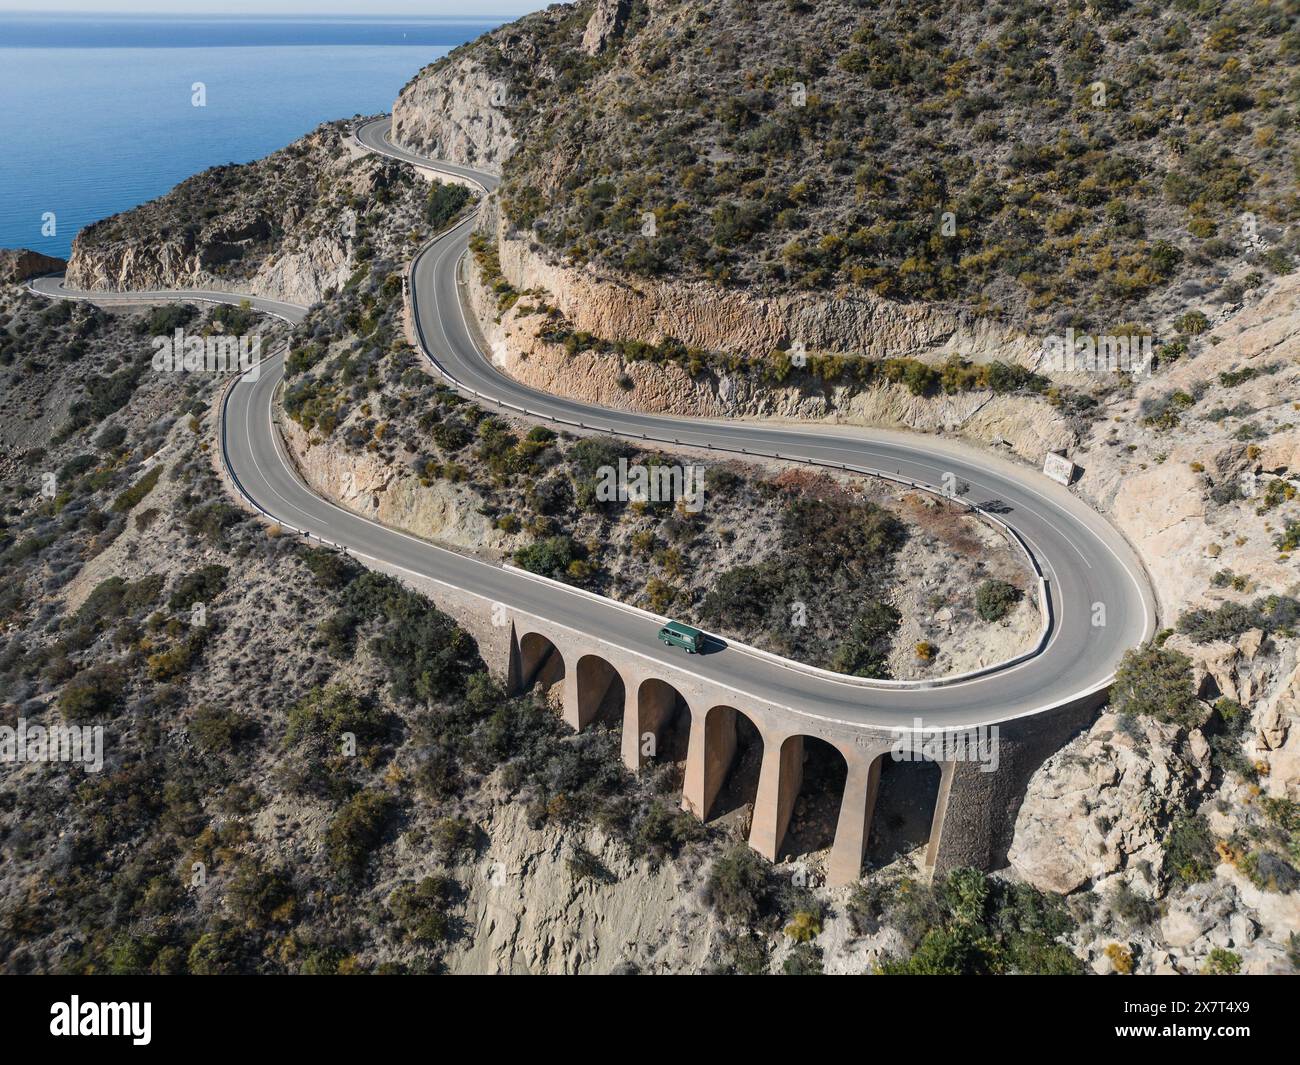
xmin=658 ymin=620 xmax=705 ymax=654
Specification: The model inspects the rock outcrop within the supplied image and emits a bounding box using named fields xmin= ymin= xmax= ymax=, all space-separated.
xmin=467 ymin=225 xmax=1074 ymax=462
xmin=1256 ymin=657 xmax=1300 ymax=799
xmin=64 ymin=124 xmax=395 ymax=307
xmin=392 ymin=54 xmax=515 ymax=175
xmin=0 ymin=248 xmax=65 ymax=284
xmin=1008 ymin=713 xmax=1207 ymax=896
xmin=582 ymin=0 xmax=633 ymax=55
xmin=1163 ymin=631 xmax=1271 ymax=707
xmin=492 ymin=214 xmax=1040 ymax=365
xmin=280 ymin=419 xmax=521 ymax=556
xmin=1069 ymin=270 xmax=1300 ymax=622
xmin=441 ymin=799 xmax=718 ymax=974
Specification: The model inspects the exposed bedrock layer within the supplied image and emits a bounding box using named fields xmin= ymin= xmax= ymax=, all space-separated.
xmin=392 ymin=55 xmax=516 ymax=176
xmin=465 ymin=222 xmax=1075 ymax=464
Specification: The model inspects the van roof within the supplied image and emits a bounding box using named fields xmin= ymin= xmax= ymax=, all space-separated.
xmin=662 ymin=621 xmax=702 ymax=637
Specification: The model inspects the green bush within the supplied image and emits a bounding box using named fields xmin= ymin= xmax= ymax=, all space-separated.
xmin=389 ymin=875 xmax=458 ymax=945
xmin=168 ymin=564 xmax=228 ymax=611
xmin=146 ymin=634 xmax=204 ymax=680
xmin=300 ymin=547 xmax=357 ymax=590
xmin=830 ymin=601 xmax=901 ymax=678
xmin=285 ymin=684 xmax=388 ymax=750
xmin=184 ymin=500 xmax=243 ymax=544
xmin=514 ymin=535 xmax=579 ymax=578
xmin=875 ymin=869 xmax=1081 ymax=975
xmin=428 ymin=816 xmax=479 ymax=860
xmin=135 ymin=303 xmax=196 ymax=336
xmin=1164 ymin=813 xmax=1217 ymax=886
xmin=320 ymin=572 xmax=480 ymax=704
xmin=74 ymin=573 xmax=163 ymax=628
xmin=1174 ymin=310 xmax=1210 ymax=336
xmin=225 ymin=860 xmax=295 ymax=929
xmin=325 ymin=790 xmax=396 ymax=878
xmin=1177 ymin=595 xmax=1300 ymax=642
xmin=110 ymin=465 xmax=162 ymax=513
xmin=1202 ymin=948 xmax=1242 ymax=975
xmin=427 ymin=182 xmax=473 ymax=230
xmin=704 ymin=846 xmax=771 ymax=927
xmin=59 ymin=664 xmax=124 ymax=721
xmin=1111 ymin=642 xmax=1202 ymax=728
xmin=190 ymin=704 xmax=255 ymax=753
xmin=975 ymin=579 xmax=1022 ymax=622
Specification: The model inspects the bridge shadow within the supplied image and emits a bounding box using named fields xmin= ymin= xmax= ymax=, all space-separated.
xmin=865 ymin=757 xmax=942 ymax=870
xmin=779 ymin=736 xmax=848 ymax=861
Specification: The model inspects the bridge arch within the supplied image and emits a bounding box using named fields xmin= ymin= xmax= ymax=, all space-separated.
xmin=867 ymin=751 xmax=944 ymax=870
xmin=697 ymin=705 xmax=765 ymax=823
xmin=575 ymin=653 xmax=625 ymax=731
xmin=776 ymin=735 xmax=849 ymax=860
xmin=636 ymin=678 xmax=692 ymax=766
xmin=517 ymin=631 xmax=565 ymax=697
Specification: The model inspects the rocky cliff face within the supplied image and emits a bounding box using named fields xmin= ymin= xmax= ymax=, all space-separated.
xmin=392 ymin=54 xmax=516 ymax=176
xmin=441 ymin=799 xmax=719 ymax=974
xmin=1009 ymin=628 xmax=1300 ymax=974
xmin=387 ymin=3 xmax=580 ymax=176
xmin=493 ymin=213 xmax=1040 ymax=364
xmin=0 ymin=248 xmax=65 ymax=285
xmin=280 ymin=419 xmax=521 ymax=557
xmin=581 ymin=0 xmax=633 ymax=56
xmin=468 ymin=225 xmax=1074 ymax=462
xmin=1074 ymin=271 xmax=1300 ymax=619
xmin=1009 ymin=712 xmax=1209 ymax=897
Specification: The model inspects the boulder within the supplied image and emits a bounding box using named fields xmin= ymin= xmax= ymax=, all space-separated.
xmin=1159 ymin=881 xmax=1238 ymax=949
xmin=1257 ymin=430 xmax=1300 ymax=475
xmin=1009 ymin=713 xmax=1204 ymax=895
xmin=1164 ymin=633 xmax=1259 ymax=705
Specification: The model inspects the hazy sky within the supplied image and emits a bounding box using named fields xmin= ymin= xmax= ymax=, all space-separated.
xmin=0 ymin=2 xmax=545 ymax=14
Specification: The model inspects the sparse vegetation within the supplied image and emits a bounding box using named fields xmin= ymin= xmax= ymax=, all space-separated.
xmin=1111 ymin=642 xmax=1202 ymax=729
xmin=483 ymin=0 xmax=1299 ymax=331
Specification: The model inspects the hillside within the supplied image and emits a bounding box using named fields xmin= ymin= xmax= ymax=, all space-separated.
xmin=398 ymin=0 xmax=1299 ymax=338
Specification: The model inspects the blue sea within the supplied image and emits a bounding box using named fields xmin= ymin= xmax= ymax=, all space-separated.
xmin=0 ymin=14 xmax=504 ymax=259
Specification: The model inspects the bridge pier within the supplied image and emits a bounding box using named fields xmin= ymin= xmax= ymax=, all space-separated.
xmin=561 ymin=670 xmax=581 ymax=731
xmin=748 ymin=735 xmax=803 ymax=860
xmin=681 ymin=705 xmax=741 ymax=820
xmin=826 ymin=750 xmax=883 ymax=887
xmin=924 ymin=759 xmax=957 ymax=871
xmin=619 ymin=678 xmax=642 ymax=771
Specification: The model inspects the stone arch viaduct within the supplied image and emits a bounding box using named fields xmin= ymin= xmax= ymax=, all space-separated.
xmin=505 ymin=612 xmax=1104 ymax=886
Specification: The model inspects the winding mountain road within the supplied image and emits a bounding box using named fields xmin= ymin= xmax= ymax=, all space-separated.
xmin=30 ymin=116 xmax=1156 ymax=733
